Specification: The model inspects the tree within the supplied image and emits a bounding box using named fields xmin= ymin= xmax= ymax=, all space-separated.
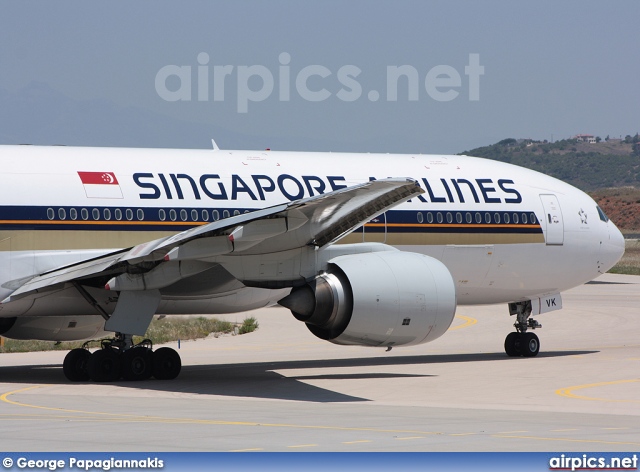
xmin=605 ymin=135 xmax=610 ymax=141
xmin=596 ymin=136 xmax=602 ymax=143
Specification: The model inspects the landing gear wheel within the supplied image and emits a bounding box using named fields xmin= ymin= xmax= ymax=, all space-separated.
xmin=122 ymin=347 xmax=153 ymax=381
xmin=504 ymin=332 xmax=522 ymax=357
xmin=521 ymin=332 xmax=540 ymax=357
xmin=63 ymin=348 xmax=91 ymax=381
xmin=88 ymin=348 xmax=121 ymax=382
xmin=152 ymin=347 xmax=181 ymax=380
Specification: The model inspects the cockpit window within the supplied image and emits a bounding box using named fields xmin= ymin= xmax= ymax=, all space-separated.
xmin=596 ymin=205 xmax=609 ymax=222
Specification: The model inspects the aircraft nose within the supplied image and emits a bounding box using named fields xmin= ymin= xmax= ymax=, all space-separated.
xmin=602 ymin=221 xmax=625 ymax=272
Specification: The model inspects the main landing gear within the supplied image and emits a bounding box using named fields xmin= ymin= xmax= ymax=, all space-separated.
xmin=504 ymin=301 xmax=541 ymax=357
xmin=62 ymin=333 xmax=181 ymax=382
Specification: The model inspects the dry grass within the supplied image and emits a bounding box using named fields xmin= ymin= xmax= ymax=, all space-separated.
xmin=591 ymin=187 xmax=640 ymax=200
xmin=237 ymin=317 xmax=259 ymax=334
xmin=136 ymin=316 xmax=233 ymax=345
xmin=610 ymin=239 xmax=640 ymax=275
xmin=0 ymin=316 xmax=243 ymax=354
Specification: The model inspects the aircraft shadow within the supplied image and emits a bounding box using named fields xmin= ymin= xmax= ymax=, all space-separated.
xmin=0 ymin=350 xmax=596 ymax=404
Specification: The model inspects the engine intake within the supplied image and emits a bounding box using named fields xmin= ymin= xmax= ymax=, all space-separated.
xmin=279 ymin=251 xmax=456 ymax=348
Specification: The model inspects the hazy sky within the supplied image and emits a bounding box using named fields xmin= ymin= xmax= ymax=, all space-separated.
xmin=1 ymin=0 xmax=638 ymax=153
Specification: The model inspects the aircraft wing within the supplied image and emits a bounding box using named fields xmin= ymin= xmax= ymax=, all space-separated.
xmin=2 ymin=178 xmax=422 ymax=303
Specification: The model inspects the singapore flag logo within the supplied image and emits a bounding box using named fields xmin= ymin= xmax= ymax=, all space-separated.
xmin=77 ymin=171 xmax=123 ymax=199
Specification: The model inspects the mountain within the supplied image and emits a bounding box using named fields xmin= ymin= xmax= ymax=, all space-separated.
xmin=460 ymin=137 xmax=640 ymax=192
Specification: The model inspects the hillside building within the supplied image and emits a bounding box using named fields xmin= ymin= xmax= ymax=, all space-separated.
xmin=574 ymin=134 xmax=596 ymax=143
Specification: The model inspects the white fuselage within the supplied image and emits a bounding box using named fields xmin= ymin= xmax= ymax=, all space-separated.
xmin=0 ymin=145 xmax=625 ymax=317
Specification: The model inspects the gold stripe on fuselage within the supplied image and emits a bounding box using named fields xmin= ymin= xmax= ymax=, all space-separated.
xmin=345 ymin=223 xmax=545 ymax=245
xmin=0 ymin=230 xmax=180 ymax=251
xmin=341 ymin=232 xmax=545 ymax=245
xmin=0 ymin=221 xmax=545 ymax=251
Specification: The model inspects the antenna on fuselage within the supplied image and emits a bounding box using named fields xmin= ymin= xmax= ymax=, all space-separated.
xmin=211 ymin=138 xmax=220 ymax=151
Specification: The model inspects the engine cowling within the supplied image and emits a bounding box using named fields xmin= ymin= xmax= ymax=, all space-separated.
xmin=278 ymin=251 xmax=456 ymax=348
xmin=0 ymin=315 xmax=108 ymax=342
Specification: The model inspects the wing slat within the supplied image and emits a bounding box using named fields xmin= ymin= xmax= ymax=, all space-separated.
xmin=2 ymin=178 xmax=422 ymax=303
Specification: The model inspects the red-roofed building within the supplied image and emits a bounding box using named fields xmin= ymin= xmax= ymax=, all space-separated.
xmin=574 ymin=134 xmax=596 ymax=143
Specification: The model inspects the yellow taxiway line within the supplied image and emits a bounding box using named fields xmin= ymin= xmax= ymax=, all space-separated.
xmin=448 ymin=315 xmax=478 ymax=331
xmin=556 ymin=379 xmax=640 ymax=403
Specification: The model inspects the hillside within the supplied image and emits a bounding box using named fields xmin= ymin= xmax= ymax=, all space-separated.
xmin=591 ymin=187 xmax=640 ymax=235
xmin=460 ymin=136 xmax=640 ymax=233
xmin=460 ymin=137 xmax=640 ymax=192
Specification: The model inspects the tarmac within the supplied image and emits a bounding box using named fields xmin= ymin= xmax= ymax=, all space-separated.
xmin=0 ymin=273 xmax=638 ymax=452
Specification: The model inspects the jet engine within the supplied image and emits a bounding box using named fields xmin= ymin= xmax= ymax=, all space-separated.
xmin=278 ymin=251 xmax=456 ymax=348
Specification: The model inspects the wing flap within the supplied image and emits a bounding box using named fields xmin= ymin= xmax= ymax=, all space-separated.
xmin=3 ymin=252 xmax=126 ymax=302
xmin=2 ymin=178 xmax=422 ymax=302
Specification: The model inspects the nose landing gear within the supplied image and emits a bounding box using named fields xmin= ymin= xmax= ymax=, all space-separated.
xmin=504 ymin=330 xmax=540 ymax=357
xmin=505 ymin=301 xmax=541 ymax=357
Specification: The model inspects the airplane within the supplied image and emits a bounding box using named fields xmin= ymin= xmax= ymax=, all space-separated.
xmin=0 ymin=144 xmax=625 ymax=382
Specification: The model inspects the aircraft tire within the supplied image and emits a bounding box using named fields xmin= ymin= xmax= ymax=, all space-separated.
xmin=88 ymin=348 xmax=122 ymax=382
xmin=504 ymin=332 xmax=522 ymax=357
xmin=521 ymin=332 xmax=540 ymax=357
xmin=152 ymin=347 xmax=181 ymax=380
xmin=63 ymin=348 xmax=91 ymax=382
xmin=122 ymin=347 xmax=153 ymax=381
